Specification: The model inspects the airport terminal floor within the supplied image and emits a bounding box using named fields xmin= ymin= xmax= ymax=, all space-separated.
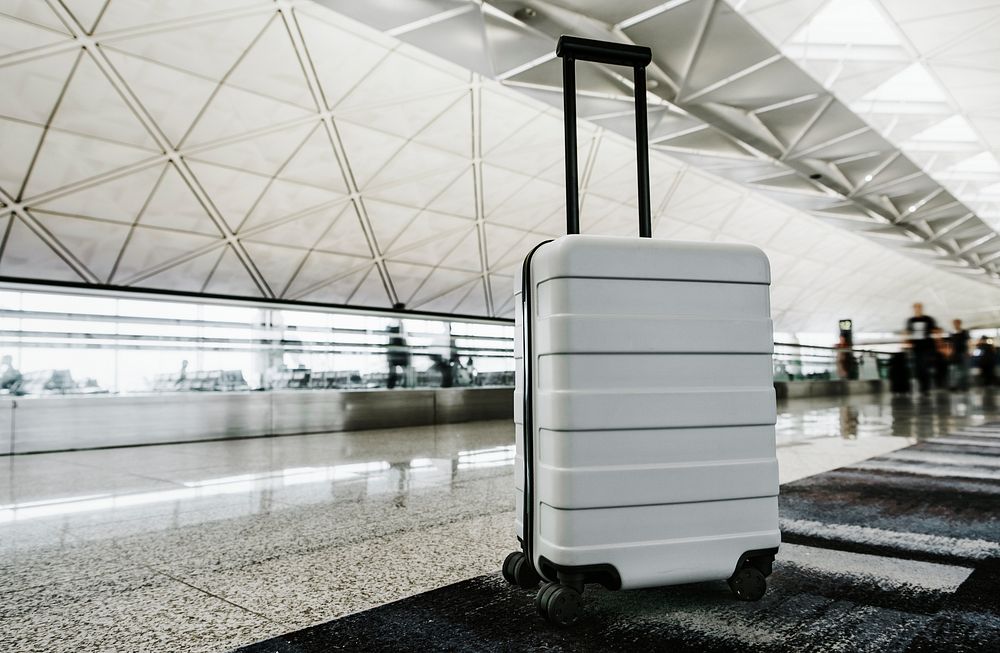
xmin=2 ymin=390 xmax=999 ymax=652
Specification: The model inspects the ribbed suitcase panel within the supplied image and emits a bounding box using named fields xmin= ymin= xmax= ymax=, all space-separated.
xmin=517 ymin=235 xmax=780 ymax=588
xmin=537 ymin=353 xmax=772 ymax=390
xmin=537 ymin=498 xmax=780 ymax=589
xmin=530 ymin=237 xmax=770 ymax=284
xmin=536 ymin=315 xmax=773 ymax=354
xmin=539 ymin=497 xmax=778 ymax=548
xmin=538 ymin=425 xmax=775 ymax=468
xmin=535 ymin=387 xmax=776 ymax=431
xmin=537 ymin=458 xmax=778 ymax=509
xmin=537 ymin=278 xmax=769 ymax=320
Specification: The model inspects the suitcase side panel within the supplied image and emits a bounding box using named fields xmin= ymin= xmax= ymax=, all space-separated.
xmin=513 ymin=280 xmax=525 ymax=543
xmin=538 ymin=497 xmax=780 ymax=588
xmin=538 ymin=425 xmax=775 ymax=467
xmin=537 ymin=353 xmax=773 ymax=389
xmin=531 ymin=235 xmax=770 ymax=285
xmin=536 ymin=458 xmax=778 ymax=509
xmin=536 ymin=315 xmax=774 ymax=354
xmin=536 ymin=387 xmax=776 ymax=431
xmin=521 ymin=235 xmax=779 ymax=589
xmin=537 ymin=278 xmax=770 ymax=320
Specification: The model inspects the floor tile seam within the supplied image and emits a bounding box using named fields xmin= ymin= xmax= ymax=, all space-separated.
xmin=15 ymin=455 xmax=208 ymax=487
xmin=264 ymin=487 xmax=511 ymax=512
xmin=260 ymin=488 xmax=474 ymax=510
xmin=0 ymin=562 xmax=150 ymax=596
xmin=32 ymin=504 xmax=255 ymax=536
xmin=155 ymin=510 xmax=516 ymax=576
xmin=59 ymin=501 xmax=513 ymax=555
xmin=97 ymin=509 xmax=514 ymax=582
xmin=119 ymin=471 xmax=218 ymax=488
xmin=143 ymin=563 xmax=293 ymax=628
xmin=251 ymin=473 xmax=511 ymax=510
xmin=254 ymin=507 xmax=515 ymax=556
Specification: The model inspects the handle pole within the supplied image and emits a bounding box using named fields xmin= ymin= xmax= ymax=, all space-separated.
xmin=634 ymin=66 xmax=652 ymax=238
xmin=563 ymin=56 xmax=580 ymax=236
xmin=557 ymin=35 xmax=653 ymax=238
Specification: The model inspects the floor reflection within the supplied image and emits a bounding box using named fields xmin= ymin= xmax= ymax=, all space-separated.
xmin=0 ymin=445 xmax=515 ymax=524
xmin=776 ymin=389 xmax=999 ymax=443
xmin=3 ymin=390 xmax=998 ymax=529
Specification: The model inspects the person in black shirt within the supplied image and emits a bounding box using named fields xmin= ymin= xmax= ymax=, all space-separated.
xmin=949 ymin=319 xmax=971 ymax=392
xmin=386 ymin=324 xmax=411 ymax=389
xmin=905 ymin=303 xmax=937 ymax=394
xmin=976 ymin=336 xmax=997 ymax=387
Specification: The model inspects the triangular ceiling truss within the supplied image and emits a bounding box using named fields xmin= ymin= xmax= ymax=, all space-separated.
xmin=2 ymin=0 xmax=1000 ymax=330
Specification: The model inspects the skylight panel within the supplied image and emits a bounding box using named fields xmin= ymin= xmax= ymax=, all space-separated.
xmin=790 ymin=0 xmax=901 ymax=46
xmin=862 ymin=63 xmax=949 ymax=105
xmin=911 ymin=115 xmax=979 ymax=143
xmin=947 ymin=151 xmax=1000 ymax=173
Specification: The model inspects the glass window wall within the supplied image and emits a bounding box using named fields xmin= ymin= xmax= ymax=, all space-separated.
xmin=0 ymin=289 xmax=515 ymax=396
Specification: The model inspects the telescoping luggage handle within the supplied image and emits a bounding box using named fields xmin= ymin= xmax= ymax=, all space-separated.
xmin=556 ymin=35 xmax=653 ymax=238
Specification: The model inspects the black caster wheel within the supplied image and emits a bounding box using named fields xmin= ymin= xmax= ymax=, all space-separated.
xmin=535 ymin=582 xmax=559 ymax=617
xmin=535 ymin=582 xmax=582 ymax=626
xmin=728 ymin=566 xmax=767 ymax=601
xmin=501 ymin=551 xmax=521 ymax=586
xmin=512 ymin=553 xmax=541 ymax=589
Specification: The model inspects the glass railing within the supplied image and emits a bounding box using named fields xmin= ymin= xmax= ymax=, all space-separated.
xmin=0 ymin=288 xmax=514 ymax=395
xmin=2 ymin=287 xmax=993 ymax=397
xmin=773 ymin=342 xmax=889 ymax=382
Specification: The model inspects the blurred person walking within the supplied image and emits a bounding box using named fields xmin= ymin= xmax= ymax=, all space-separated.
xmin=976 ymin=336 xmax=997 ymax=387
xmin=948 ymin=320 xmax=971 ymax=392
xmin=0 ymin=354 xmax=22 ymax=393
xmin=933 ymin=327 xmax=950 ymax=390
xmin=835 ymin=334 xmax=856 ymax=380
xmin=386 ymin=323 xmax=411 ymax=389
xmin=905 ymin=303 xmax=938 ymax=395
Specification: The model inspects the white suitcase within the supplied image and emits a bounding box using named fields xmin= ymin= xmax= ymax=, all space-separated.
xmin=500 ymin=36 xmax=780 ymax=625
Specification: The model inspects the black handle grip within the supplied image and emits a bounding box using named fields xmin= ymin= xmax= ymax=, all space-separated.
xmin=558 ymin=35 xmax=652 ymax=238
xmin=556 ymin=35 xmax=652 ymax=68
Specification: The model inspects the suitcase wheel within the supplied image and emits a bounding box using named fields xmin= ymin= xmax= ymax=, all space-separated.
xmin=535 ymin=582 xmax=582 ymax=626
xmin=501 ymin=551 xmax=520 ymax=585
xmin=728 ymin=566 xmax=767 ymax=601
xmin=501 ymin=551 xmax=540 ymax=589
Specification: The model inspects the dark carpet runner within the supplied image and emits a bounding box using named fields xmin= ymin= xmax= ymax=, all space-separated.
xmin=237 ymin=426 xmax=1000 ymax=652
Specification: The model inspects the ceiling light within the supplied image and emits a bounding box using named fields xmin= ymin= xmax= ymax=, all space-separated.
xmin=864 ymin=175 xmax=873 ymax=181
xmin=513 ymin=7 xmax=537 ymax=21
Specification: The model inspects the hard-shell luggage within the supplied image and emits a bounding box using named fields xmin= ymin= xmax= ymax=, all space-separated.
xmin=500 ymin=36 xmax=780 ymax=625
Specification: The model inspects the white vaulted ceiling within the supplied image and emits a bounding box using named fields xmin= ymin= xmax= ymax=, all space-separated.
xmin=738 ymin=0 xmax=1000 ymax=250
xmin=1 ymin=0 xmax=999 ymax=332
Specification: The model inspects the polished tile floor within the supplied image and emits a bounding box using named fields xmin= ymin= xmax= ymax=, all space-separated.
xmin=1 ymin=390 xmax=997 ymax=652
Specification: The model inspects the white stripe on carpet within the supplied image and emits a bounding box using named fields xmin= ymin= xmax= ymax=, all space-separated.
xmin=780 ymin=518 xmax=1000 ymax=560
xmin=849 ymin=459 xmax=999 ymax=479
xmin=778 ymin=542 xmax=972 ymax=592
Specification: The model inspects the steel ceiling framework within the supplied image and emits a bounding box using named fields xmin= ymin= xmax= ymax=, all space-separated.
xmin=320 ymin=0 xmax=1000 ymax=282
xmin=1 ymin=0 xmax=999 ymax=332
